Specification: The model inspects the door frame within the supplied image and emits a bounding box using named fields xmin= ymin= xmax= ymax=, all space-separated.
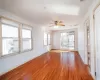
xmin=84 ymin=18 xmax=89 ymax=64
xmin=60 ymin=28 xmax=78 ymax=51
xmin=93 ymin=1 xmax=100 ymax=78
xmin=84 ymin=18 xmax=91 ymax=69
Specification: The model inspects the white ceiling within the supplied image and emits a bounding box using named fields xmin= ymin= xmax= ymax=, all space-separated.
xmin=0 ymin=0 xmax=93 ymax=26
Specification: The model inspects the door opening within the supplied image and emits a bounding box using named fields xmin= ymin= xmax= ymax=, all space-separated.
xmin=60 ymin=31 xmax=75 ymax=50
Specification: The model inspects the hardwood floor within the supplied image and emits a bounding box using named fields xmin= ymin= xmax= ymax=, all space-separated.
xmin=0 ymin=51 xmax=93 ymax=80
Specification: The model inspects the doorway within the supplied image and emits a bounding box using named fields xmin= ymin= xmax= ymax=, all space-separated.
xmin=60 ymin=31 xmax=75 ymax=50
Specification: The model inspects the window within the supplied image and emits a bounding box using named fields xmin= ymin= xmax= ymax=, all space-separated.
xmin=48 ymin=34 xmax=51 ymax=45
xmin=68 ymin=32 xmax=75 ymax=50
xmin=61 ymin=31 xmax=75 ymax=50
xmin=44 ymin=33 xmax=48 ymax=45
xmin=22 ymin=26 xmax=32 ymax=51
xmin=43 ymin=33 xmax=51 ymax=46
xmin=1 ymin=19 xmax=19 ymax=55
xmin=0 ymin=18 xmax=33 ymax=57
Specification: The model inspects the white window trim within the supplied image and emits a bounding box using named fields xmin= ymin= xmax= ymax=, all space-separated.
xmin=0 ymin=17 xmax=33 ymax=58
xmin=43 ymin=33 xmax=51 ymax=46
xmin=21 ymin=26 xmax=33 ymax=52
xmin=43 ymin=33 xmax=48 ymax=46
xmin=48 ymin=33 xmax=51 ymax=45
xmin=0 ymin=18 xmax=2 ymax=57
xmin=60 ymin=32 xmax=75 ymax=50
xmin=60 ymin=29 xmax=78 ymax=50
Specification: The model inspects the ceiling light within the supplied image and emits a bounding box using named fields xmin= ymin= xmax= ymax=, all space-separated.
xmin=54 ymin=26 xmax=59 ymax=28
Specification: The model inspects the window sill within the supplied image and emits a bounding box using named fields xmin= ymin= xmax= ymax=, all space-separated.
xmin=21 ymin=48 xmax=33 ymax=53
xmin=0 ymin=49 xmax=33 ymax=59
xmin=0 ymin=52 xmax=20 ymax=59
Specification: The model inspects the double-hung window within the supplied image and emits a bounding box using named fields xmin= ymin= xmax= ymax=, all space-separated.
xmin=22 ymin=25 xmax=32 ymax=51
xmin=44 ymin=33 xmax=48 ymax=46
xmin=1 ymin=18 xmax=19 ymax=55
xmin=48 ymin=34 xmax=51 ymax=45
xmin=68 ymin=31 xmax=75 ymax=50
xmin=43 ymin=33 xmax=51 ymax=46
xmin=0 ymin=18 xmax=33 ymax=57
xmin=61 ymin=31 xmax=75 ymax=50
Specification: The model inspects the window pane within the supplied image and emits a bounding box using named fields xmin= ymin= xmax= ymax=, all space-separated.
xmin=61 ymin=32 xmax=75 ymax=50
xmin=68 ymin=35 xmax=74 ymax=41
xmin=68 ymin=41 xmax=74 ymax=47
xmin=69 ymin=47 xmax=74 ymax=50
xmin=48 ymin=34 xmax=50 ymax=38
xmin=44 ymin=39 xmax=47 ymax=45
xmin=44 ymin=33 xmax=48 ymax=45
xmin=44 ymin=33 xmax=47 ymax=39
xmin=48 ymin=38 xmax=50 ymax=45
xmin=61 ymin=43 xmax=68 ymax=47
xmin=61 ymin=33 xmax=67 ymax=36
xmin=2 ymin=24 xmax=18 ymax=37
xmin=22 ymin=29 xmax=31 ymax=38
xmin=2 ymin=38 xmax=19 ymax=55
xmin=48 ymin=34 xmax=51 ymax=45
xmin=22 ymin=39 xmax=32 ymax=51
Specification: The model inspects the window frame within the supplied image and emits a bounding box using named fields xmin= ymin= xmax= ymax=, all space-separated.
xmin=1 ymin=21 xmax=20 ymax=57
xmin=47 ymin=33 xmax=51 ymax=45
xmin=67 ymin=32 xmax=75 ymax=50
xmin=0 ymin=17 xmax=33 ymax=58
xmin=43 ymin=32 xmax=48 ymax=46
xmin=21 ymin=26 xmax=33 ymax=52
xmin=43 ymin=33 xmax=51 ymax=46
xmin=60 ymin=31 xmax=75 ymax=50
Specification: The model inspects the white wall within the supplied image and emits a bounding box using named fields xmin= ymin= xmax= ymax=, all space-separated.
xmin=0 ymin=9 xmax=48 ymax=75
xmin=78 ymin=25 xmax=85 ymax=62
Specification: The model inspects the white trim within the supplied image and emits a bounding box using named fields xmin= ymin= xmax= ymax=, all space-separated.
xmin=19 ymin=24 xmax=22 ymax=53
xmin=21 ymin=26 xmax=33 ymax=51
xmin=0 ymin=16 xmax=33 ymax=28
xmin=43 ymin=33 xmax=48 ymax=46
xmin=60 ymin=28 xmax=78 ymax=51
xmin=0 ymin=18 xmax=2 ymax=56
xmin=84 ymin=18 xmax=90 ymax=64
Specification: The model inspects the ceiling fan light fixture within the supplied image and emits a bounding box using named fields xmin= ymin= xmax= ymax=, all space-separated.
xmin=54 ymin=26 xmax=59 ymax=28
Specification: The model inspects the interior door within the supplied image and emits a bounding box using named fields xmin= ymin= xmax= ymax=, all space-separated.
xmin=94 ymin=5 xmax=100 ymax=80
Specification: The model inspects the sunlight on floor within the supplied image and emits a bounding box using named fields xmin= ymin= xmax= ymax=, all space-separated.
xmin=50 ymin=49 xmax=75 ymax=53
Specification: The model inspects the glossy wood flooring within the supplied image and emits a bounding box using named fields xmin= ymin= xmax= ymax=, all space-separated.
xmin=0 ymin=51 xmax=93 ymax=80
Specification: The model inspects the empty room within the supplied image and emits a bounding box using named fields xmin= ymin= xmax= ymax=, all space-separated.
xmin=0 ymin=0 xmax=100 ymax=80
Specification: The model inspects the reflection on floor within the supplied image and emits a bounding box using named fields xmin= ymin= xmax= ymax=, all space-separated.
xmin=50 ymin=49 xmax=74 ymax=52
xmin=0 ymin=51 xmax=93 ymax=80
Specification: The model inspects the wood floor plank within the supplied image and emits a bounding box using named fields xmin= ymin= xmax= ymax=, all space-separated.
xmin=0 ymin=51 xmax=93 ymax=80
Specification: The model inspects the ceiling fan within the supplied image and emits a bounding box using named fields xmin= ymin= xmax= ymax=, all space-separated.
xmin=49 ymin=20 xmax=65 ymax=27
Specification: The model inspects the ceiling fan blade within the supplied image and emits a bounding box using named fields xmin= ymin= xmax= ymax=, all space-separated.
xmin=58 ymin=24 xmax=65 ymax=26
xmin=49 ymin=20 xmax=65 ymax=27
